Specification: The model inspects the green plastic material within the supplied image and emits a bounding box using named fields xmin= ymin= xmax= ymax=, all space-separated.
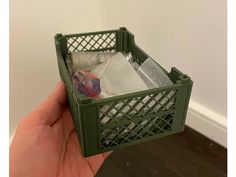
xmin=54 ymin=27 xmax=193 ymax=157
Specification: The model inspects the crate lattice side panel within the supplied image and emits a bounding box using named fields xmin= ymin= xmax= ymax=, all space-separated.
xmin=99 ymin=90 xmax=177 ymax=149
xmin=65 ymin=32 xmax=117 ymax=52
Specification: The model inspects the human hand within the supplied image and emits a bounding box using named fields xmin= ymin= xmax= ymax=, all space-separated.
xmin=10 ymin=82 xmax=110 ymax=177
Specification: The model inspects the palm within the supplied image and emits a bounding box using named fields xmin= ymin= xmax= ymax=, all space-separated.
xmin=10 ymin=82 xmax=110 ymax=177
xmin=54 ymin=108 xmax=109 ymax=177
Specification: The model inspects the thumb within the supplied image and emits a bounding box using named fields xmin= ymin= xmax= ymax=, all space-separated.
xmin=28 ymin=81 xmax=67 ymax=125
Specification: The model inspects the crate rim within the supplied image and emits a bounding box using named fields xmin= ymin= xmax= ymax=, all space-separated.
xmin=54 ymin=27 xmax=193 ymax=105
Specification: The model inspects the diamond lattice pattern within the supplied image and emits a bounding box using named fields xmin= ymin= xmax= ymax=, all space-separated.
xmin=66 ymin=32 xmax=116 ymax=52
xmin=99 ymin=90 xmax=177 ymax=149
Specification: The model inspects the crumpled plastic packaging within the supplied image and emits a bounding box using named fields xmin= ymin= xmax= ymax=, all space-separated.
xmin=72 ymin=70 xmax=101 ymax=97
xmin=91 ymin=53 xmax=148 ymax=98
xmin=67 ymin=52 xmax=173 ymax=100
xmin=70 ymin=52 xmax=116 ymax=73
xmin=137 ymin=57 xmax=173 ymax=88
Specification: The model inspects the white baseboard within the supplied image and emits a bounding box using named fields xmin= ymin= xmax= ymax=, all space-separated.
xmin=186 ymin=100 xmax=227 ymax=148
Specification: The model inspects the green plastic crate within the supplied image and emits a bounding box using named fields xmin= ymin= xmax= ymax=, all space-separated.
xmin=54 ymin=27 xmax=193 ymax=157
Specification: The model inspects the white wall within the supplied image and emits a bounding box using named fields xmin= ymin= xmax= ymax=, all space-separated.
xmin=10 ymin=0 xmax=100 ymax=136
xmin=98 ymin=0 xmax=227 ymax=146
xmin=98 ymin=0 xmax=227 ymax=117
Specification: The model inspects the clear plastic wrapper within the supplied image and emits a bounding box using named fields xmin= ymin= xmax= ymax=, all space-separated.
xmin=137 ymin=57 xmax=173 ymax=88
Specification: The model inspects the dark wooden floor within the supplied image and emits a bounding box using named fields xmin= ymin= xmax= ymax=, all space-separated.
xmin=96 ymin=126 xmax=227 ymax=177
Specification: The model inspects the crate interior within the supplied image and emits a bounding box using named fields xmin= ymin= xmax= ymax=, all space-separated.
xmin=62 ymin=30 xmax=185 ymax=87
